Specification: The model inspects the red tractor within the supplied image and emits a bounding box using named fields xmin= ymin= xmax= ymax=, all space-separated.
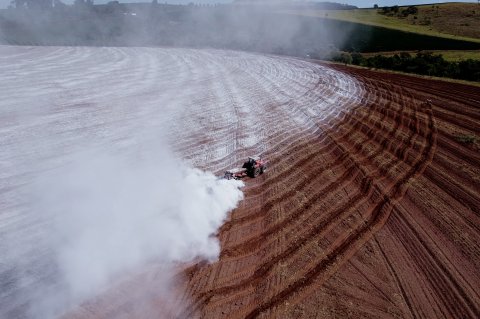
xmin=224 ymin=156 xmax=267 ymax=180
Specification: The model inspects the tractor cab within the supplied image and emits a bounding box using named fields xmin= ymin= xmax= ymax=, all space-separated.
xmin=249 ymin=155 xmax=261 ymax=163
xmin=243 ymin=156 xmax=260 ymax=169
xmin=242 ymin=155 xmax=266 ymax=177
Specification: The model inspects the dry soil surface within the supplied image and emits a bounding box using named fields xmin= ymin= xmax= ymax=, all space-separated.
xmin=1 ymin=46 xmax=478 ymax=319
xmin=176 ymin=65 xmax=480 ymax=319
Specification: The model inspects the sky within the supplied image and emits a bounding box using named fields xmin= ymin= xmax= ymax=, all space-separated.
xmin=0 ymin=0 xmax=477 ymax=9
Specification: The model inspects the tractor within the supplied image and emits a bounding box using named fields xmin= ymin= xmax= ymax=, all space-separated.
xmin=224 ymin=156 xmax=267 ymax=180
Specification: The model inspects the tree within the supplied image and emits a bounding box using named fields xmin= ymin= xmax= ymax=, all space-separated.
xmin=459 ymin=59 xmax=480 ymax=81
xmin=13 ymin=0 xmax=52 ymax=9
xmin=381 ymin=6 xmax=390 ymax=14
xmin=74 ymin=0 xmax=93 ymax=8
xmin=351 ymin=52 xmax=364 ymax=65
xmin=402 ymin=5 xmax=418 ymax=17
xmin=373 ymin=4 xmax=378 ymax=9
xmin=332 ymin=52 xmax=352 ymax=65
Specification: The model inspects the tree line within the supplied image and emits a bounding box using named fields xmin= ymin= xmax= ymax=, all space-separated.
xmin=377 ymin=5 xmax=418 ymax=17
xmin=332 ymin=51 xmax=480 ymax=82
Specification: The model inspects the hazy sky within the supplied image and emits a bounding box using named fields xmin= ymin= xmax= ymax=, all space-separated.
xmin=0 ymin=1 xmax=477 ymax=13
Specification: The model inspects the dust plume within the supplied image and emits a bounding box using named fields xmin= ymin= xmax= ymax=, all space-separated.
xmin=24 ymin=142 xmax=243 ymax=318
xmin=0 ymin=1 xmax=355 ymax=57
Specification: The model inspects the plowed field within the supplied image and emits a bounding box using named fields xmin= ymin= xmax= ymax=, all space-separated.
xmin=176 ymin=67 xmax=480 ymax=319
xmin=1 ymin=46 xmax=479 ymax=319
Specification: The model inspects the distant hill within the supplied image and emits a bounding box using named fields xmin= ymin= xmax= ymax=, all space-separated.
xmin=233 ymin=1 xmax=357 ymax=10
xmin=1 ymin=2 xmax=479 ymax=56
xmin=282 ymin=2 xmax=480 ymax=44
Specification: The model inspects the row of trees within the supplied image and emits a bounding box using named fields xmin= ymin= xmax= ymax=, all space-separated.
xmin=332 ymin=51 xmax=480 ymax=82
xmin=376 ymin=5 xmax=418 ymax=17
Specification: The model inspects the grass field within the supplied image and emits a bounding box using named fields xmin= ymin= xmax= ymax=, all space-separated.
xmin=282 ymin=3 xmax=480 ymax=44
xmin=440 ymin=49 xmax=480 ymax=60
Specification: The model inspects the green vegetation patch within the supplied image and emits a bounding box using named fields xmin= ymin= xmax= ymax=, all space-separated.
xmin=331 ymin=51 xmax=480 ymax=82
xmin=362 ymin=50 xmax=480 ymax=62
xmin=439 ymin=50 xmax=480 ymax=61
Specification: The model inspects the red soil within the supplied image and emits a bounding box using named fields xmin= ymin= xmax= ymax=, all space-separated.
xmin=67 ymin=65 xmax=480 ymax=319
xmin=176 ymin=67 xmax=480 ymax=318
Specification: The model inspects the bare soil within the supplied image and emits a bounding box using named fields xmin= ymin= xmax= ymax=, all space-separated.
xmin=175 ymin=65 xmax=480 ymax=318
xmin=64 ymin=60 xmax=480 ymax=319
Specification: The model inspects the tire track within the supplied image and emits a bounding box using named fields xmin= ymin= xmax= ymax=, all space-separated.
xmin=242 ymin=100 xmax=437 ymax=319
xmin=181 ymin=85 xmax=436 ymax=319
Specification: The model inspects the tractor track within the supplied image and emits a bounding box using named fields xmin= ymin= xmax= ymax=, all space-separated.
xmin=220 ymin=103 xmax=423 ymax=260
xmin=221 ymin=82 xmax=413 ymax=233
xmin=183 ymin=96 xmax=436 ymax=319
xmin=180 ymin=65 xmax=478 ymax=319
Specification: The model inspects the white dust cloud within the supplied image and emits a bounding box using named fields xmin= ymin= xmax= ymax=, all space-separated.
xmin=28 ymin=144 xmax=244 ymax=318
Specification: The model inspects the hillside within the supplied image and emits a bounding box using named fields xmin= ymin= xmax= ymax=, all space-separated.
xmin=282 ymin=2 xmax=480 ymax=44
